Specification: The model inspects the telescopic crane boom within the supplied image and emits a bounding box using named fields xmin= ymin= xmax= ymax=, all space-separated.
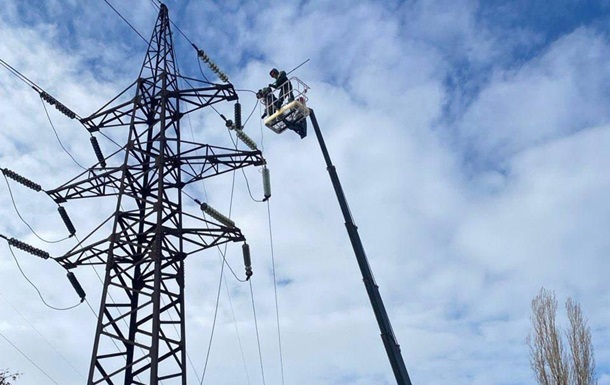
xmin=308 ymin=109 xmax=413 ymax=385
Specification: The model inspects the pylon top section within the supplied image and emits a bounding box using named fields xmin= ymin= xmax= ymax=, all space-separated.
xmin=77 ymin=4 xmax=237 ymax=134
xmin=139 ymin=4 xmax=177 ymax=82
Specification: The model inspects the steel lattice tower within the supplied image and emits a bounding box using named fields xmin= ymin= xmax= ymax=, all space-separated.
xmin=46 ymin=5 xmax=264 ymax=384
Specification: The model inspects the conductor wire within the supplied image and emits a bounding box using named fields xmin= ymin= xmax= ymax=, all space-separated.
xmin=0 ymin=58 xmax=39 ymax=90
xmin=40 ymin=96 xmax=87 ymax=170
xmin=0 ymin=331 xmax=60 ymax=385
xmin=7 ymin=244 xmax=81 ymax=311
xmin=101 ymin=0 xmax=148 ymax=44
xmin=250 ymin=280 xmax=267 ymax=385
xmin=0 ymin=290 xmax=85 ymax=380
xmin=267 ymin=200 xmax=285 ymax=385
xmin=3 ymin=173 xmax=70 ymax=244
xmin=199 ymin=255 xmax=225 ymax=385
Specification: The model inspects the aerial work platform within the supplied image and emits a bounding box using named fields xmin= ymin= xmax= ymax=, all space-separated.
xmin=260 ymin=76 xmax=310 ymax=138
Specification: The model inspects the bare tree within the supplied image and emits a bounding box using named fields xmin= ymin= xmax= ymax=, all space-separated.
xmin=0 ymin=369 xmax=20 ymax=385
xmin=527 ymin=288 xmax=597 ymax=385
xmin=528 ymin=288 xmax=569 ymax=385
xmin=566 ymin=298 xmax=597 ymax=385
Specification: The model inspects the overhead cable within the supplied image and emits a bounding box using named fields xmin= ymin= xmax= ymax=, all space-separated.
xmin=2 ymin=173 xmax=72 ymax=244
xmin=267 ymin=201 xmax=285 ymax=385
xmin=0 ymin=331 xmax=61 ymax=385
xmin=199 ymin=258 xmax=225 ymax=385
xmin=249 ymin=280 xmax=267 ymax=385
xmin=5 ymin=243 xmax=82 ymax=311
xmin=39 ymin=97 xmax=87 ymax=170
xmin=0 ymin=290 xmax=85 ymax=380
xmin=101 ymin=0 xmax=148 ymax=44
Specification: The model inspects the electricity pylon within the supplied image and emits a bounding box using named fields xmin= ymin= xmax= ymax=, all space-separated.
xmin=46 ymin=5 xmax=264 ymax=384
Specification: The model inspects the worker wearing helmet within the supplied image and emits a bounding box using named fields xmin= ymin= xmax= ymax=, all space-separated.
xmin=269 ymin=68 xmax=294 ymax=106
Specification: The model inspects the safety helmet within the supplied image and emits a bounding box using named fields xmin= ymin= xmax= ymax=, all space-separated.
xmin=269 ymin=68 xmax=279 ymax=77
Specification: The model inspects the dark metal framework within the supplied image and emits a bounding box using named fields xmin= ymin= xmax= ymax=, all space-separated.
xmin=47 ymin=5 xmax=264 ymax=384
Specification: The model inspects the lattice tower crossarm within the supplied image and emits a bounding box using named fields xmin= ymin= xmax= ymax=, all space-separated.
xmin=44 ymin=5 xmax=265 ymax=384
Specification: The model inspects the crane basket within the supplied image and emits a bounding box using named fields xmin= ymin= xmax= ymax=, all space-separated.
xmin=262 ymin=77 xmax=310 ymax=135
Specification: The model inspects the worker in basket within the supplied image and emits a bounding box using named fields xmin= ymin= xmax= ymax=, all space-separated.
xmin=256 ymin=85 xmax=307 ymax=139
xmin=269 ymin=67 xmax=294 ymax=106
xmin=256 ymin=86 xmax=278 ymax=119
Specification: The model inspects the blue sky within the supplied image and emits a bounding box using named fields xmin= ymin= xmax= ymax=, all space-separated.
xmin=1 ymin=1 xmax=610 ymax=385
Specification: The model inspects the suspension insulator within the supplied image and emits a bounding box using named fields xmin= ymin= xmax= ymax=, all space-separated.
xmin=8 ymin=237 xmax=50 ymax=259
xmin=39 ymin=91 xmax=77 ymax=119
xmin=234 ymin=102 xmax=242 ymax=130
xmin=197 ymin=49 xmax=209 ymax=62
xmin=242 ymin=243 xmax=253 ymax=280
xmin=235 ymin=129 xmax=258 ymax=151
xmin=57 ymin=206 xmax=76 ymax=236
xmin=196 ymin=49 xmax=230 ymax=83
xmin=2 ymin=168 xmax=42 ymax=192
xmin=262 ymin=166 xmax=271 ymax=201
xmin=40 ymin=90 xmax=56 ymax=105
xmin=200 ymin=202 xmax=235 ymax=228
xmin=66 ymin=271 xmax=86 ymax=301
xmin=90 ymin=136 xmax=106 ymax=168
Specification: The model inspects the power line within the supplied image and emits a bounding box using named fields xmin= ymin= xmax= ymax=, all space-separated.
xmin=0 ymin=331 xmax=61 ymax=385
xmin=249 ymin=280 xmax=267 ymax=385
xmin=2 ymin=173 xmax=71 ymax=244
xmin=267 ymin=201 xmax=286 ymax=385
xmin=223 ymin=272 xmax=252 ymax=385
xmin=100 ymin=0 xmax=148 ymax=44
xmin=200 ymin=257 xmax=225 ymax=385
xmin=0 ymin=290 xmax=85 ymax=380
xmin=7 ymin=244 xmax=82 ymax=311
xmin=0 ymin=58 xmax=39 ymax=90
xmin=40 ymin=96 xmax=88 ymax=170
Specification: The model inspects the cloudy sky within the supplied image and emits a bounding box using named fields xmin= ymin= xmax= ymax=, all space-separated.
xmin=1 ymin=0 xmax=610 ymax=384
